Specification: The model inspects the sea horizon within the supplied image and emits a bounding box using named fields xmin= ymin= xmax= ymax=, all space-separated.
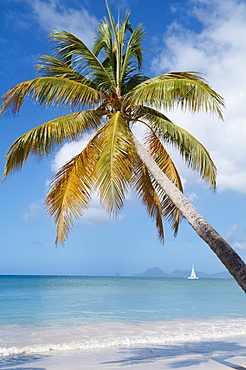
xmin=0 ymin=266 xmax=232 ymax=278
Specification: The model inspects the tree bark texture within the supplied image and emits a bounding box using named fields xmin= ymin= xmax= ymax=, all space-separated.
xmin=133 ymin=136 xmax=246 ymax=293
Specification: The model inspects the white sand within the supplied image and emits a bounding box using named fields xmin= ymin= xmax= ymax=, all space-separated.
xmin=2 ymin=335 xmax=246 ymax=369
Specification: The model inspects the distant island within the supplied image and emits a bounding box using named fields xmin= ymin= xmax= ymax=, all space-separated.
xmin=133 ymin=266 xmax=232 ymax=279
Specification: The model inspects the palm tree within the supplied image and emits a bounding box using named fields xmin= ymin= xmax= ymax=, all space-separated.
xmin=1 ymin=2 xmax=246 ymax=291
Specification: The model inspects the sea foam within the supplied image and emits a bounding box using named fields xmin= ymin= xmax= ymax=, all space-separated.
xmin=1 ymin=318 xmax=246 ymax=357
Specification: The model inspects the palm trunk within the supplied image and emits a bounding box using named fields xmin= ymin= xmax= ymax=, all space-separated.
xmin=133 ymin=136 xmax=246 ymax=293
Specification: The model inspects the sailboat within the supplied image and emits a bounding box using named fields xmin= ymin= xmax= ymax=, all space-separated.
xmin=188 ymin=265 xmax=199 ymax=279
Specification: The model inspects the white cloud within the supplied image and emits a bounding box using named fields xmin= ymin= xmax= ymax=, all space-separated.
xmin=27 ymin=0 xmax=98 ymax=47
xmin=186 ymin=192 xmax=200 ymax=202
xmin=21 ymin=200 xmax=43 ymax=224
xmin=226 ymin=223 xmax=246 ymax=251
xmin=151 ymin=0 xmax=246 ymax=194
xmin=79 ymin=205 xmax=111 ymax=226
xmin=51 ymin=138 xmax=89 ymax=172
xmin=78 ymin=197 xmax=124 ymax=226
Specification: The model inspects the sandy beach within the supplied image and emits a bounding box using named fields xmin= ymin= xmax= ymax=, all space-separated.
xmin=2 ymin=335 xmax=246 ymax=370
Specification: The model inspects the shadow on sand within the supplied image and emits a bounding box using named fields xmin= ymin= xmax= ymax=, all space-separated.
xmin=103 ymin=340 xmax=246 ymax=369
xmin=0 ymin=354 xmax=47 ymax=370
xmin=1 ymin=340 xmax=246 ymax=369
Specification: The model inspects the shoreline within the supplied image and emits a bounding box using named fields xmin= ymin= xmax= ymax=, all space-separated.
xmin=2 ymin=335 xmax=246 ymax=370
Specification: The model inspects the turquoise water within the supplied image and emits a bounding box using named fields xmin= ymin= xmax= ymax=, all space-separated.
xmin=0 ymin=275 xmax=245 ymax=326
xmin=0 ymin=275 xmax=246 ymax=360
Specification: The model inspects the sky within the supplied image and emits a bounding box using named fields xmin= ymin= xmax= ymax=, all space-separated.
xmin=1 ymin=0 xmax=246 ymax=276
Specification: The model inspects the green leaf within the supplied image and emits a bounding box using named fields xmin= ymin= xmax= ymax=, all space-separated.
xmin=49 ymin=30 xmax=115 ymax=89
xmin=126 ymin=72 xmax=224 ymax=119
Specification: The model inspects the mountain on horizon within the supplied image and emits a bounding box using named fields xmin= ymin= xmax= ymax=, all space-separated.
xmin=133 ymin=266 xmax=168 ymax=278
xmin=133 ymin=266 xmax=232 ymax=279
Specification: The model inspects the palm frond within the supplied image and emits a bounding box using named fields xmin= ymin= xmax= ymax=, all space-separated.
xmin=136 ymin=106 xmax=217 ymax=188
xmin=0 ymin=77 xmax=103 ymax=115
xmin=120 ymin=23 xmax=145 ymax=83
xmin=118 ymin=9 xmax=132 ymax=53
xmin=94 ymin=111 xmax=135 ymax=215
xmin=116 ymin=9 xmax=132 ymax=88
xmin=105 ymin=3 xmax=133 ymax=92
xmin=132 ymin=157 xmax=165 ymax=242
xmin=119 ymin=9 xmax=132 ymax=35
xmin=93 ymin=17 xmax=113 ymax=58
xmin=93 ymin=17 xmax=118 ymax=86
xmin=145 ymin=131 xmax=183 ymax=191
xmin=36 ymin=55 xmax=97 ymax=89
xmin=132 ymin=134 xmax=183 ymax=238
xmin=36 ymin=55 xmax=81 ymax=79
xmin=126 ymin=72 xmax=224 ymax=119
xmin=50 ymin=30 xmax=115 ymax=89
xmin=3 ymin=110 xmax=103 ymax=180
xmin=105 ymin=0 xmax=118 ymax=44
xmin=46 ymin=138 xmax=100 ymax=245
xmin=94 ymin=5 xmax=143 ymax=91
xmin=145 ymin=132 xmax=183 ymax=235
xmin=122 ymin=73 xmax=149 ymax=94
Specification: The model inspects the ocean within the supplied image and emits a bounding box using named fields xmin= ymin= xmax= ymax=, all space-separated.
xmin=1 ymin=275 xmax=246 ymax=369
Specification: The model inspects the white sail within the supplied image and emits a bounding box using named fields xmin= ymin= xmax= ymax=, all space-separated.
xmin=188 ymin=265 xmax=198 ymax=279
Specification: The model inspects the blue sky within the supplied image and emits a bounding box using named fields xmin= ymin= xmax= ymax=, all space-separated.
xmin=1 ymin=0 xmax=246 ymax=276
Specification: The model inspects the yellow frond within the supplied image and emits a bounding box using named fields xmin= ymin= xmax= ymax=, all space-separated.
xmin=0 ymin=77 xmax=103 ymax=115
xmin=3 ymin=110 xmax=103 ymax=181
xmin=145 ymin=132 xmax=183 ymax=235
xmin=132 ymin=156 xmax=165 ymax=243
xmin=94 ymin=112 xmax=135 ymax=215
xmin=46 ymin=138 xmax=99 ymax=245
xmin=136 ymin=106 xmax=217 ymax=189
